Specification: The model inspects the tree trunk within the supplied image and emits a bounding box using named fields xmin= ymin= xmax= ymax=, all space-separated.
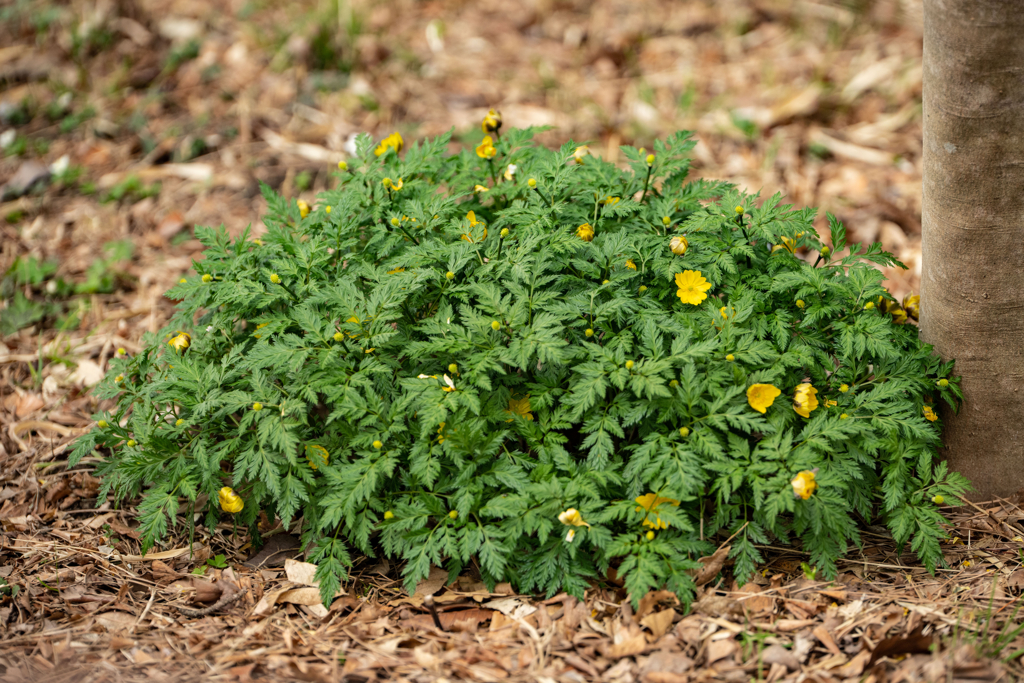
xmin=921 ymin=0 xmax=1024 ymax=499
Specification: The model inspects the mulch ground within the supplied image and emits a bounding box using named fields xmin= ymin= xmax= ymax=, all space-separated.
xmin=2 ymin=0 xmax=1022 ymax=680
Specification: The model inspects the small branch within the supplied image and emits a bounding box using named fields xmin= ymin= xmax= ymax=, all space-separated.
xmin=176 ymin=581 xmax=245 ymax=618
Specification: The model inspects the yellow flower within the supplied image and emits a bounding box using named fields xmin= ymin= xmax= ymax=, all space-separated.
xmin=98 ymin=420 xmax=108 ymax=428
xmin=793 ymin=383 xmax=819 ymax=418
xmin=626 ymin=259 xmax=637 ymax=270
xmin=387 ymin=267 xmax=406 ymax=274
xmin=374 ymin=132 xmax=403 ymax=157
xmin=932 ymin=494 xmax=945 ymax=505
xmin=297 ymin=199 xmax=310 ymax=218
xmin=923 ymin=405 xmax=938 ymax=422
xmin=202 ymin=274 xmax=213 ymax=283
xmin=726 ymin=354 xmax=735 ymax=362
xmin=674 ymin=270 xmax=712 ymax=305
xmin=506 ymin=395 xmax=534 ymax=422
xmin=481 ymin=108 xmax=502 ymax=134
xmin=474 ymin=184 xmax=489 ymax=193
xmin=864 ymin=301 xmax=875 ymax=310
xmin=179 ymin=278 xmax=187 ymax=284
xmin=791 ymin=471 xmax=817 ymax=500
xmin=384 ymin=510 xmax=394 ymax=520
xmin=639 ymin=285 xmax=647 ymax=293
xmin=252 ymin=402 xmax=263 ymax=411
xmin=573 ymin=146 xmax=591 ymax=165
xmin=719 ymin=306 xmax=732 ymax=320
xmin=305 ymin=444 xmax=330 ymax=470
xmin=577 ymin=223 xmax=595 ymax=242
xmin=338 ymin=160 xmax=348 ymax=171
xmin=669 ymin=235 xmax=688 ymax=256
xmin=747 ymin=384 xmax=781 ymax=413
xmin=219 ymin=487 xmax=244 ymax=514
xmin=601 ymin=196 xmax=620 ymax=206
xmin=270 ymin=273 xmax=281 ymax=284
xmin=678 ymin=426 xmax=688 ymax=437
xmin=442 ymin=374 xmax=457 ymax=392
xmin=461 ymin=211 xmax=488 ymax=242
xmin=840 ymin=413 xmax=848 ymax=419
xmin=839 ymin=383 xmax=849 ymax=393
xmin=772 ymin=236 xmax=796 ymax=254
xmin=585 ymin=328 xmax=594 ymax=337
xmin=634 ymin=493 xmax=680 ymax=530
xmin=903 ymin=293 xmax=920 ymax=321
xmin=888 ymin=303 xmax=908 ymax=325
xmin=373 ymin=440 xmax=383 ymax=449
xmin=168 ymin=332 xmax=191 ymax=353
xmin=115 ymin=374 xmax=124 ymax=383
xmin=826 ymin=399 xmax=837 ymax=407
xmin=796 ymin=299 xmax=805 ymax=309
xmin=662 ymin=216 xmax=671 ymax=226
xmin=175 ymin=418 xmax=184 ymax=426
xmin=558 ymin=507 xmax=590 ymax=542
xmin=476 ymin=135 xmax=497 ymax=159
xmin=504 ymin=164 xmax=517 ymax=181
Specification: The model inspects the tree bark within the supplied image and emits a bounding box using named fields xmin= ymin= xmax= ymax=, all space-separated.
xmin=922 ymin=0 xmax=1024 ymax=499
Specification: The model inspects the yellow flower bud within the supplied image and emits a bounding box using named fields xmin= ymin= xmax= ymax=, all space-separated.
xmin=938 ymin=379 xmax=949 ymax=387
xmin=126 ymin=439 xmax=136 ymax=447
xmin=373 ymin=440 xmax=383 ymax=449
xmin=179 ymin=278 xmax=187 ymax=284
xmin=864 ymin=302 xmax=875 ymax=310
xmin=670 ymin=380 xmax=679 ymax=387
xmin=384 ymin=510 xmax=394 ymax=520
xmin=585 ymin=328 xmax=594 ymax=337
xmin=625 ymin=360 xmax=634 ymax=370
xmin=270 ymin=273 xmax=281 ymax=284
xmin=334 ymin=332 xmax=344 ymax=342
xmin=449 ymin=363 xmax=458 ymax=374
xmin=338 ymin=160 xmax=348 ymax=171
xmin=98 ymin=420 xmax=108 ymax=428
xmin=679 ymin=426 xmax=689 ymax=437
xmin=202 ymin=274 xmax=212 ymax=283
xmin=491 ymin=321 xmax=501 ymax=331
xmin=839 ymin=383 xmax=849 ymax=393
xmin=933 ymin=495 xmax=945 ymax=505
xmin=669 ymin=236 xmax=688 ymax=256
xmin=325 ymin=206 xmax=331 ymax=214
xmin=821 ymin=246 xmax=830 ymax=256
xmin=796 ymin=299 xmax=805 ymax=309
xmin=840 ymin=413 xmax=848 ymax=419
xmin=646 ymin=154 xmax=655 ymax=165
xmin=176 ymin=418 xmax=184 ymax=426
xmin=219 ymin=487 xmax=244 ymax=514
xmin=115 ymin=374 xmax=124 ymax=383
xmin=253 ymin=402 xmax=263 ymax=411
xmin=645 ymin=530 xmax=655 ymax=541
xmin=117 ymin=347 xmax=126 ymax=356
xmin=297 ymin=199 xmax=310 ymax=218
xmin=735 ymin=206 xmax=744 ymax=214
xmin=639 ymin=285 xmax=647 ymax=293
xmin=726 ymin=354 xmax=735 ymax=362
xmin=446 ymin=271 xmax=455 ymax=280
xmin=662 ymin=216 xmax=671 ymax=226
xmin=528 ymin=178 xmax=537 ymax=188
xmin=391 ymin=217 xmax=400 ymax=226
xmin=500 ymin=228 xmax=509 ymax=238
xmin=449 ymin=510 xmax=458 ymax=519
xmin=602 ymin=279 xmax=609 ymax=285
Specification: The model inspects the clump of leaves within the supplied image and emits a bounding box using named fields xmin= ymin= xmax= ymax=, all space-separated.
xmin=74 ymin=126 xmax=968 ymax=607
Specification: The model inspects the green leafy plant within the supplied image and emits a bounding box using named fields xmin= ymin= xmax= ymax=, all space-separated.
xmin=73 ymin=125 xmax=968 ymax=607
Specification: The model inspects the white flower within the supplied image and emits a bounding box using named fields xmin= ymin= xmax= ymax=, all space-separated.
xmin=504 ymin=164 xmax=517 ymax=181
xmin=565 ymin=528 xmax=576 ymax=543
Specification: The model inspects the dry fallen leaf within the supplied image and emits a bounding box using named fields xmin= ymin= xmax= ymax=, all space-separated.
xmin=640 ymin=608 xmax=675 ymax=640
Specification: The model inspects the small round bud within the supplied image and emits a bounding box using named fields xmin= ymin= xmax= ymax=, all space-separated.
xmin=334 ymin=332 xmax=344 ymax=342
xmin=646 ymin=154 xmax=655 ymax=165
xmin=938 ymin=379 xmax=949 ymax=387
xmin=726 ymin=354 xmax=735 ymax=362
xmin=840 ymin=413 xmax=848 ymax=420
xmin=373 ymin=440 xmax=383 ymax=449
xmin=679 ymin=427 xmax=689 ymax=437
xmin=175 ymin=418 xmax=184 ymax=426
xmin=117 ymin=347 xmax=126 ymax=356
xmin=391 ymin=217 xmax=400 ymax=226
xmin=491 ymin=321 xmax=501 ymax=331
xmin=449 ymin=363 xmax=458 ymax=374
xmin=254 ymin=239 xmax=263 ymax=246
xmin=338 ymin=160 xmax=348 ymax=171
xmin=795 ymin=299 xmax=805 ymax=309
xmin=932 ymin=495 xmax=945 ymax=505
xmin=662 ymin=216 xmax=670 ymax=226
xmin=864 ymin=302 xmax=875 ymax=310
xmin=202 ymin=274 xmax=212 ymax=283
xmin=625 ymin=360 xmax=634 ymax=370
xmin=115 ymin=374 xmax=124 ymax=383
xmin=821 ymin=246 xmax=830 ymax=256
xmin=446 ymin=271 xmax=455 ymax=280
xmin=449 ymin=510 xmax=459 ymax=519
xmin=126 ymin=439 xmax=136 ymax=447
xmin=500 ymin=228 xmax=509 ymax=238
xmin=527 ymin=178 xmax=537 ymax=188
xmin=839 ymin=383 xmax=850 ymax=393
xmin=585 ymin=328 xmax=594 ymax=337
xmin=325 ymin=206 xmax=331 ymax=214
xmin=384 ymin=510 xmax=394 ymax=520
xmin=602 ymin=279 xmax=609 ymax=285
xmin=179 ymin=278 xmax=187 ymax=284
xmin=735 ymin=205 xmax=744 ymax=214
xmin=270 ymin=273 xmax=281 ymax=284
xmin=639 ymin=285 xmax=647 ymax=293
xmin=382 ymin=177 xmax=392 ymax=188
xmin=646 ymin=530 xmax=655 ymax=541
xmin=669 ymin=380 xmax=679 ymax=387
xmin=97 ymin=420 xmax=108 ymax=428
xmin=252 ymin=402 xmax=263 ymax=411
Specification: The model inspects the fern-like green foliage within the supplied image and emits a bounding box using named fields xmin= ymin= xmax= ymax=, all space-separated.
xmin=72 ymin=127 xmax=969 ymax=607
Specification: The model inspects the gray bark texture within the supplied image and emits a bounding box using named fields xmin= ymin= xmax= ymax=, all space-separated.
xmin=922 ymin=0 xmax=1024 ymax=499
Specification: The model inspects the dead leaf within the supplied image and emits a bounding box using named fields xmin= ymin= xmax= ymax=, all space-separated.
xmin=760 ymin=644 xmax=799 ymax=671
xmin=706 ymin=637 xmax=738 ymax=664
xmin=406 ymin=607 xmax=493 ymax=631
xmin=483 ymin=597 xmax=537 ymax=620
xmin=636 ymin=590 xmax=678 ymax=620
xmin=608 ymin=633 xmax=647 ymax=658
xmin=640 ymin=608 xmax=675 ymax=640
xmin=284 ymin=559 xmax=320 ymax=586
xmin=692 ymin=545 xmax=731 ymax=587
xmin=868 ymin=625 xmax=933 ymax=665
xmin=95 ymin=610 xmax=137 ymax=632
xmin=69 ymin=359 xmax=105 ymax=387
